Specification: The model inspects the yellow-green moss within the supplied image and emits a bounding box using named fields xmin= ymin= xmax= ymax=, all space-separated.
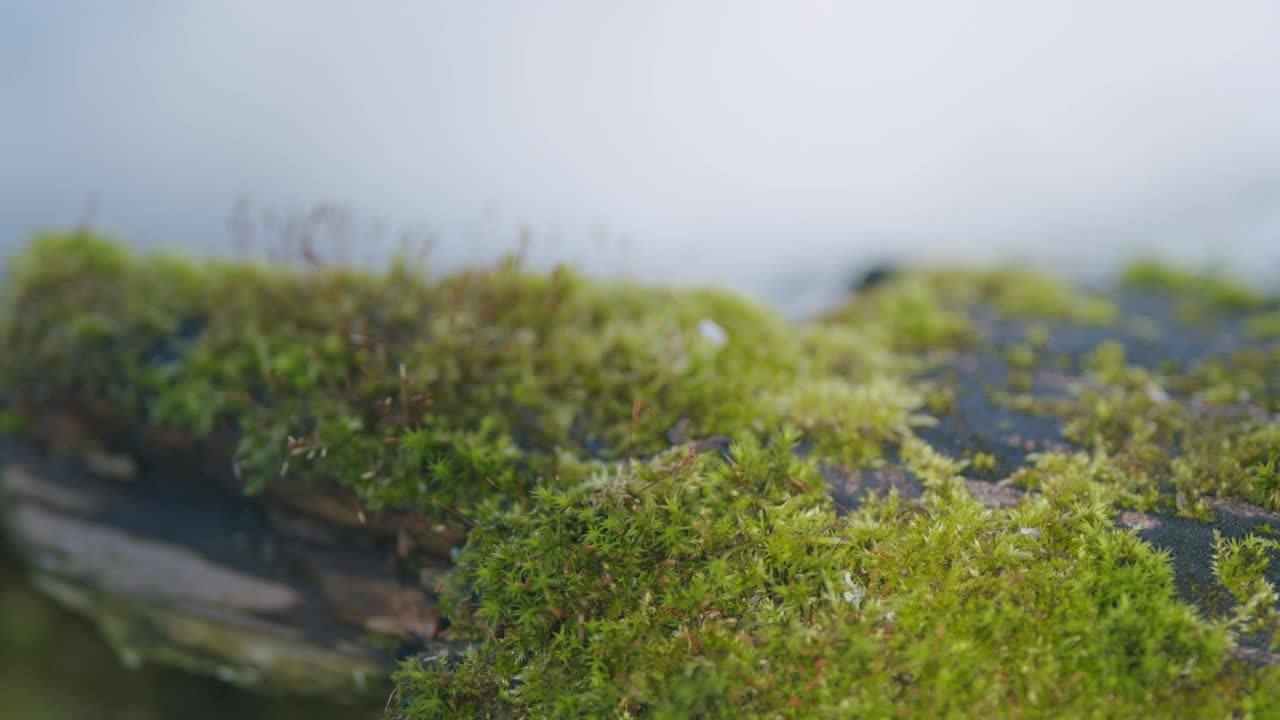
xmin=396 ymin=435 xmax=1278 ymax=718
xmin=996 ymin=341 xmax=1280 ymax=515
xmin=1214 ymin=532 xmax=1280 ymax=642
xmin=818 ymin=267 xmax=1117 ymax=353
xmin=1247 ymin=310 xmax=1280 ymax=341
xmin=982 ymin=270 xmax=1117 ymax=325
xmin=971 ymin=451 xmax=997 ymax=474
xmin=0 ymin=233 xmax=924 ymax=523
xmin=6 ymin=233 xmax=1280 ymax=718
xmin=1123 ymin=260 xmax=1267 ymax=327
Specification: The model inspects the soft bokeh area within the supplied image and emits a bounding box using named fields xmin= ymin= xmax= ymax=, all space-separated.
xmin=3 ymin=2 xmax=1279 ymax=316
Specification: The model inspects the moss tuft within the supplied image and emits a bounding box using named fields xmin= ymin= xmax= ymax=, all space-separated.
xmin=0 ymin=234 xmax=926 ymax=526
xmin=396 ymin=438 xmax=1271 ymax=718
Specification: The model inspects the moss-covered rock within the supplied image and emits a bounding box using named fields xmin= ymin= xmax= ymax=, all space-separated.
xmin=397 ymin=434 xmax=1277 ymax=718
xmin=3 ymin=232 xmax=1280 ymax=718
xmin=0 ymin=233 xmax=922 ymax=525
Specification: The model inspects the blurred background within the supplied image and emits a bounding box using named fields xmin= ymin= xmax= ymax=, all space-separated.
xmin=2 ymin=3 xmax=1279 ymax=717
xmin=3 ymin=1 xmax=1279 ymax=318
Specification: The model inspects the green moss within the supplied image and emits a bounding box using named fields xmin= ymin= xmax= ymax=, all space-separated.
xmin=0 ymin=408 xmax=23 ymax=435
xmin=990 ymin=332 xmax=1280 ymax=517
xmin=0 ymin=234 xmax=925 ymax=524
xmin=971 ymin=451 xmax=997 ymax=474
xmin=1082 ymin=339 xmax=1129 ymax=384
xmin=820 ymin=269 xmax=1117 ymax=353
xmin=981 ymin=271 xmax=1117 ymax=325
xmin=396 ymin=436 xmax=1275 ymax=718
xmin=1253 ymin=462 xmax=1280 ymax=513
xmin=1183 ymin=348 xmax=1280 ymax=411
xmin=818 ymin=274 xmax=975 ymax=352
xmin=7 ymin=234 xmax=1280 ymax=717
xmin=1003 ymin=342 xmax=1038 ymax=370
xmin=1246 ymin=310 xmax=1280 ymax=341
xmin=1123 ymin=260 xmax=1263 ymax=307
xmin=1213 ymin=532 xmax=1280 ymax=643
xmin=1123 ymin=260 xmax=1266 ymax=322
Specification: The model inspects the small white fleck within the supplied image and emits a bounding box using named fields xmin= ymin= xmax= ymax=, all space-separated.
xmin=118 ymin=647 xmax=143 ymax=670
xmin=1145 ymin=383 xmax=1170 ymax=404
xmin=884 ymin=611 xmax=896 ymax=622
xmin=1019 ymin=527 xmax=1041 ymax=538
xmin=699 ymin=319 xmax=729 ymax=347
xmin=841 ymin=571 xmax=865 ymax=607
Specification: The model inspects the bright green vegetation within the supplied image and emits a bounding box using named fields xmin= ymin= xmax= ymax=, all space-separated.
xmin=4 ymin=235 xmax=1280 ymax=718
xmin=819 ymin=268 xmax=1116 ymax=351
xmin=1247 ymin=311 xmax=1280 ymax=341
xmin=1122 ymin=259 xmax=1269 ymax=327
xmin=1214 ymin=532 xmax=1280 ymax=641
xmin=1122 ymin=260 xmax=1265 ymax=312
xmin=998 ymin=336 xmax=1280 ymax=517
xmin=981 ymin=270 xmax=1118 ymax=325
xmin=0 ymin=233 xmax=924 ymax=523
xmin=0 ymin=236 xmax=1119 ymax=523
xmin=399 ymin=437 xmax=1279 ymax=718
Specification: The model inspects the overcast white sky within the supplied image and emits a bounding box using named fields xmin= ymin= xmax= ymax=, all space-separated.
xmin=3 ymin=2 xmax=1279 ymax=312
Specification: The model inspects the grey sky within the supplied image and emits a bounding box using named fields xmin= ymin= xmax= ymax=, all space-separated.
xmin=3 ymin=2 xmax=1279 ymax=312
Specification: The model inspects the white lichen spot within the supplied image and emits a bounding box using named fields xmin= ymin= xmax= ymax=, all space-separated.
xmin=1018 ymin=526 xmax=1042 ymax=539
xmin=118 ymin=646 xmax=143 ymax=670
xmin=1145 ymin=382 xmax=1170 ymax=404
xmin=699 ymin=318 xmax=729 ymax=347
xmin=841 ymin=571 xmax=865 ymax=607
xmin=245 ymin=642 xmax=279 ymax=668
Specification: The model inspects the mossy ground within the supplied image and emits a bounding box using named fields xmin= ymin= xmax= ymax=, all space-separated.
xmin=3 ymin=235 xmax=1280 ymax=717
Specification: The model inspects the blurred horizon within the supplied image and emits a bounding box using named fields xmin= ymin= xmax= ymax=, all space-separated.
xmin=3 ymin=2 xmax=1279 ymax=315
